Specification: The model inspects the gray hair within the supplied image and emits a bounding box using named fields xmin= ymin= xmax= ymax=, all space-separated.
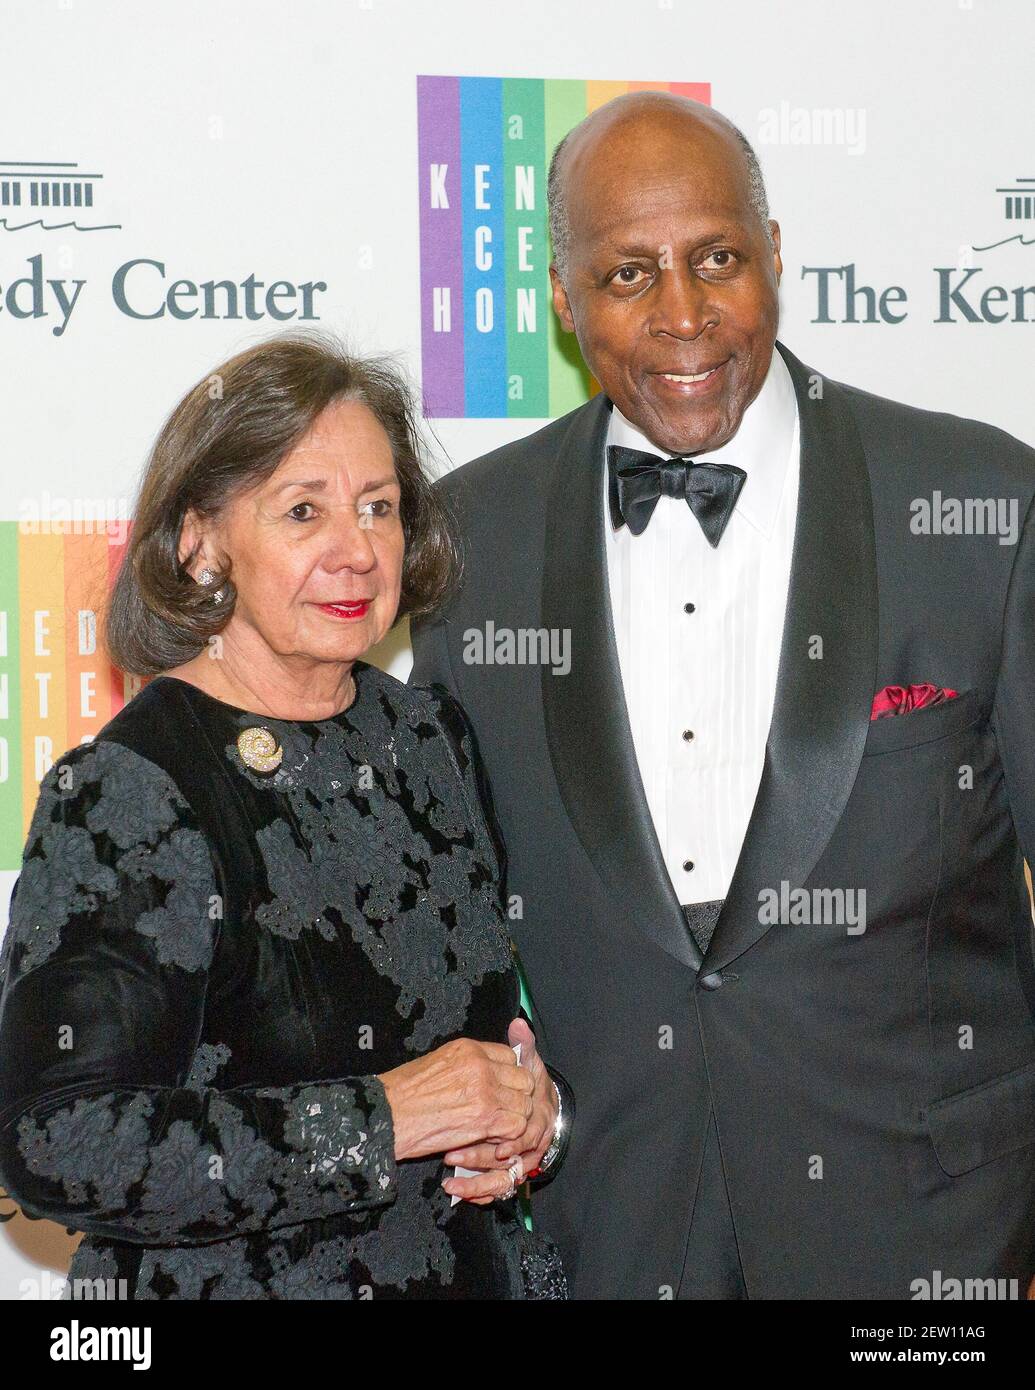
xmin=547 ymin=117 xmax=772 ymax=284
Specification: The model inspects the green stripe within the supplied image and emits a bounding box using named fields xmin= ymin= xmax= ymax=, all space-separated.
xmin=503 ymin=78 xmax=548 ymax=417
xmin=516 ymin=953 xmax=535 ymax=1229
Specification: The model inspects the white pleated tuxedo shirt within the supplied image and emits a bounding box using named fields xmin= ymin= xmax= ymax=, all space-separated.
xmin=602 ymin=347 xmax=801 ymax=904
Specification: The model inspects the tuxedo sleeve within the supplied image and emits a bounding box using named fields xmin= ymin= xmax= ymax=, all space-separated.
xmin=992 ymin=493 xmax=1035 ymax=909
xmin=409 ymin=608 xmax=458 ymax=696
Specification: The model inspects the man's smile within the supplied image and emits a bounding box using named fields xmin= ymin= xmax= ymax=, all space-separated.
xmin=647 ymin=358 xmax=731 ymax=396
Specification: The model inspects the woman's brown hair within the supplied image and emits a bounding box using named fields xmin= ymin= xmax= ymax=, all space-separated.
xmin=105 ymin=330 xmax=459 ymax=675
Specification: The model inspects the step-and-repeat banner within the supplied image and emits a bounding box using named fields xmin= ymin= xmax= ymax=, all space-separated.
xmin=2 ymin=0 xmax=1033 ymax=1297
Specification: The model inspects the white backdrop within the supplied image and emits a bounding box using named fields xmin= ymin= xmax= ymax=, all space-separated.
xmin=2 ymin=0 xmax=1034 ymax=1297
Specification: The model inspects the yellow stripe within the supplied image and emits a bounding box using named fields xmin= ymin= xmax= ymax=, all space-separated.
xmin=19 ymin=531 xmax=68 ymax=828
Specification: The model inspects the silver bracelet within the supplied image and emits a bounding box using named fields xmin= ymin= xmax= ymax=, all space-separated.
xmin=537 ymin=1079 xmax=565 ymax=1173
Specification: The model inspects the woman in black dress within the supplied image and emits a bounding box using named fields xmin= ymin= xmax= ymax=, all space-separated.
xmin=0 ymin=333 xmax=571 ymax=1299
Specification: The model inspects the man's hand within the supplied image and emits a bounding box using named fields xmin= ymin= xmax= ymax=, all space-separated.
xmin=440 ymin=1016 xmax=559 ymax=1206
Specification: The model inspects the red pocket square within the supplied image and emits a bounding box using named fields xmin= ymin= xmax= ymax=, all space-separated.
xmin=870 ymin=683 xmax=959 ymax=721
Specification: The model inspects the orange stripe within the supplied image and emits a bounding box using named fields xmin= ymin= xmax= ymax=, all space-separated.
xmin=669 ymin=81 xmax=711 ymax=105
xmin=64 ymin=530 xmax=113 ymax=742
xmin=105 ymin=522 xmax=135 ymax=715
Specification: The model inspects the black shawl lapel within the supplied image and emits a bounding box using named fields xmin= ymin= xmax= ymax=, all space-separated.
xmin=701 ymin=341 xmax=878 ymax=972
xmin=540 ymin=391 xmax=703 ymax=969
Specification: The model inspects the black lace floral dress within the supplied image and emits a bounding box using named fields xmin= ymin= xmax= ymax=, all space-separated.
xmin=0 ymin=661 xmax=548 ymax=1299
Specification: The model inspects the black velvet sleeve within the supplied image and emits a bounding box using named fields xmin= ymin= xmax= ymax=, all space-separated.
xmin=0 ymin=739 xmax=398 ymax=1247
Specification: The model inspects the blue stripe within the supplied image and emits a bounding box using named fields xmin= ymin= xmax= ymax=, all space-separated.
xmin=460 ymin=77 xmax=507 ymax=417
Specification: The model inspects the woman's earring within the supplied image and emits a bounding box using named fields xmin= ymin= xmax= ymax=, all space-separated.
xmin=197 ymin=567 xmax=226 ymax=604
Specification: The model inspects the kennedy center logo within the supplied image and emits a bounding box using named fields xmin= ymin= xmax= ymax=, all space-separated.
xmin=416 ymin=76 xmax=711 ymax=420
xmin=0 ymin=153 xmax=331 ymax=865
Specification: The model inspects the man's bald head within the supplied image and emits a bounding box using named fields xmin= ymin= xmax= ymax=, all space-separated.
xmin=547 ymin=93 xmax=771 ymax=285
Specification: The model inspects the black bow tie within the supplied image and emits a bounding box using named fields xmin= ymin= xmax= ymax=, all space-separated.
xmin=607 ymin=445 xmax=747 ymax=546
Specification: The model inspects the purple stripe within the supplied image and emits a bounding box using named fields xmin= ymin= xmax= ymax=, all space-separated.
xmin=417 ymin=76 xmax=464 ymax=417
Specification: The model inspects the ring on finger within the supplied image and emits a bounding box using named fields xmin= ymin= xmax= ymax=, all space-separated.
xmin=497 ymin=1159 xmax=523 ymax=1202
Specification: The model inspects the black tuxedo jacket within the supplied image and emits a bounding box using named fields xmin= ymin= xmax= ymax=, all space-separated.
xmin=409 ymin=341 xmax=1035 ymax=1299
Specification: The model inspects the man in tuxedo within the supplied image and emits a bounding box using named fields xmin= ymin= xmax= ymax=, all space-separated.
xmin=409 ymin=91 xmax=1035 ymax=1299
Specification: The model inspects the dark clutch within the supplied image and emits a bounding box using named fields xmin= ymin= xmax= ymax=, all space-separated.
xmin=519 ymin=1226 xmax=568 ymax=1300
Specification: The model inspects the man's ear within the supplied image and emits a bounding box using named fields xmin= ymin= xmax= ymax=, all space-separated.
xmin=549 ymin=264 xmax=576 ymax=334
xmin=769 ymin=220 xmax=783 ymax=285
